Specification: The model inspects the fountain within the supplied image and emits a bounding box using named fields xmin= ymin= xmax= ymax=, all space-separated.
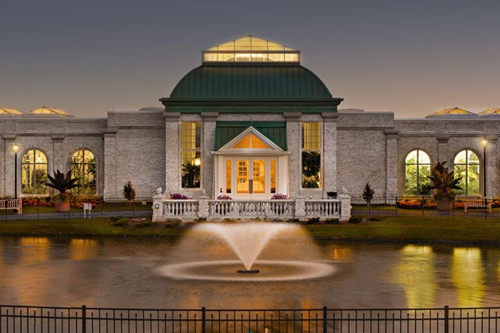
xmin=156 ymin=222 xmax=335 ymax=282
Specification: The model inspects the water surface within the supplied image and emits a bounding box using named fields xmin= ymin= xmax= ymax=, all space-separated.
xmin=1 ymin=236 xmax=499 ymax=309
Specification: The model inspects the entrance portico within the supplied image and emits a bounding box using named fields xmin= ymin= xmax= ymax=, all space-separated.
xmin=214 ymin=127 xmax=289 ymax=199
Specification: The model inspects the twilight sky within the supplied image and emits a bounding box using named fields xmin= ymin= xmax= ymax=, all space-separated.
xmin=1 ymin=0 xmax=499 ymax=118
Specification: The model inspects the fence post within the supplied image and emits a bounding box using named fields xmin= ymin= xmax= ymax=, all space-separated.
xmin=82 ymin=305 xmax=87 ymax=333
xmin=323 ymin=306 xmax=327 ymax=333
xmin=202 ymin=306 xmax=206 ymax=333
xmin=444 ymin=305 xmax=449 ymax=333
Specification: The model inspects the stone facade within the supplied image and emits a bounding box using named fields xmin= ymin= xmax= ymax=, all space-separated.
xmin=2 ymin=109 xmax=500 ymax=202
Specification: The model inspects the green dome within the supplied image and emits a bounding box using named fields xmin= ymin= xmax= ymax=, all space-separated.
xmin=169 ymin=65 xmax=333 ymax=101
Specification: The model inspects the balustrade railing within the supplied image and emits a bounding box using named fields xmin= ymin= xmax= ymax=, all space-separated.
xmin=305 ymin=200 xmax=341 ymax=219
xmin=163 ymin=200 xmax=198 ymax=219
xmin=153 ymin=197 xmax=350 ymax=222
xmin=208 ymin=200 xmax=295 ymax=220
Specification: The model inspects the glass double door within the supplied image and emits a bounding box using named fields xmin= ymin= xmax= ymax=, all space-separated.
xmin=226 ymin=157 xmax=276 ymax=199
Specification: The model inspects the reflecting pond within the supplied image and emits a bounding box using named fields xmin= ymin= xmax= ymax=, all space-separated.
xmin=1 ymin=236 xmax=500 ymax=309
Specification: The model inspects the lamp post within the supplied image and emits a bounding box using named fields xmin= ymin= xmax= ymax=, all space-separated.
xmin=482 ymin=139 xmax=488 ymax=204
xmin=11 ymin=143 xmax=20 ymax=199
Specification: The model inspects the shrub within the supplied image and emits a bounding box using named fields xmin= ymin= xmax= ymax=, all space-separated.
xmin=123 ymin=181 xmax=136 ymax=204
xmin=367 ymin=216 xmax=384 ymax=222
xmin=306 ymin=217 xmax=320 ymax=224
xmin=325 ymin=218 xmax=340 ymax=224
xmin=271 ymin=193 xmax=288 ymax=200
xmin=217 ymin=195 xmax=232 ymax=200
xmin=349 ymin=217 xmax=363 ymax=224
xmin=130 ymin=219 xmax=154 ymax=228
xmin=110 ymin=216 xmax=129 ymax=227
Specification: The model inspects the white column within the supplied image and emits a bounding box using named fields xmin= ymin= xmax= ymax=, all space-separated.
xmin=385 ymin=130 xmax=399 ymax=201
xmin=322 ymin=113 xmax=338 ymax=198
xmin=202 ymin=112 xmax=218 ymax=198
xmin=164 ymin=113 xmax=181 ymax=195
xmin=284 ymin=112 xmax=301 ymax=198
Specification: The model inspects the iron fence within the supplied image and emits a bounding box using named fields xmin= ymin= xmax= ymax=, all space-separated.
xmin=1 ymin=305 xmax=500 ymax=333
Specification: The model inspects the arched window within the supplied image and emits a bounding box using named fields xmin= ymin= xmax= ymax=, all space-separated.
xmin=454 ymin=150 xmax=480 ymax=195
xmin=21 ymin=149 xmax=48 ymax=194
xmin=404 ymin=150 xmax=431 ymax=195
xmin=70 ymin=149 xmax=97 ymax=195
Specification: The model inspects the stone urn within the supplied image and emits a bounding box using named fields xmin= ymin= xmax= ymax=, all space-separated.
xmin=55 ymin=201 xmax=71 ymax=212
xmin=436 ymin=199 xmax=453 ymax=211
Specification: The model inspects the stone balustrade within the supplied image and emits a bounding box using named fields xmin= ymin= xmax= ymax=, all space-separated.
xmin=152 ymin=195 xmax=351 ymax=222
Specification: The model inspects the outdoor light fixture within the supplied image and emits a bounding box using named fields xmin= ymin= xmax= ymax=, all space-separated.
xmin=482 ymin=139 xmax=488 ymax=204
xmin=11 ymin=143 xmax=20 ymax=199
xmin=154 ymin=203 xmax=160 ymax=209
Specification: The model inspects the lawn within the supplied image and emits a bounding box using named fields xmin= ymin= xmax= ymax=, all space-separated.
xmin=0 ymin=215 xmax=500 ymax=244
xmin=305 ymin=216 xmax=500 ymax=243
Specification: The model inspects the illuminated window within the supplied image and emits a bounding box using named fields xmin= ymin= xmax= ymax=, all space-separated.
xmin=181 ymin=122 xmax=201 ymax=188
xmin=270 ymin=160 xmax=276 ymax=194
xmin=301 ymin=123 xmax=321 ymax=188
xmin=226 ymin=160 xmax=232 ymax=193
xmin=454 ymin=150 xmax=480 ymax=195
xmin=21 ymin=149 xmax=48 ymax=194
xmin=203 ymin=35 xmax=300 ymax=63
xmin=70 ymin=149 xmax=96 ymax=195
xmin=233 ymin=133 xmax=271 ymax=149
xmin=404 ymin=150 xmax=431 ymax=195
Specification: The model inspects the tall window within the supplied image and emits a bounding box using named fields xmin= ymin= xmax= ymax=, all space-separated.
xmin=404 ymin=150 xmax=431 ymax=195
xmin=70 ymin=149 xmax=97 ymax=195
xmin=301 ymin=123 xmax=321 ymax=188
xmin=181 ymin=122 xmax=201 ymax=188
xmin=454 ymin=150 xmax=480 ymax=195
xmin=21 ymin=149 xmax=48 ymax=194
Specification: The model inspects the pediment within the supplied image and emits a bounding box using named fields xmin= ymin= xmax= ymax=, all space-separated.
xmin=218 ymin=126 xmax=284 ymax=152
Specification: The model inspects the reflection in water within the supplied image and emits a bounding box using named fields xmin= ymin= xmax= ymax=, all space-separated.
xmin=396 ymin=245 xmax=437 ymax=308
xmin=452 ymin=248 xmax=485 ymax=307
xmin=0 ymin=237 xmax=500 ymax=309
xmin=21 ymin=237 xmax=49 ymax=263
xmin=70 ymin=239 xmax=98 ymax=260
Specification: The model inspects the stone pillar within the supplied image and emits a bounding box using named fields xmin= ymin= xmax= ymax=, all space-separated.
xmin=202 ymin=113 xmax=218 ymax=198
xmin=3 ymin=136 xmax=16 ymax=198
xmin=164 ymin=113 xmax=181 ymax=195
xmin=52 ymin=135 xmax=66 ymax=173
xmin=285 ymin=112 xmax=301 ymax=198
xmin=103 ymin=128 xmax=118 ymax=201
xmin=385 ymin=130 xmax=399 ymax=201
xmin=294 ymin=196 xmax=306 ymax=221
xmin=322 ymin=113 xmax=338 ymax=198
xmin=339 ymin=194 xmax=351 ymax=222
xmin=437 ymin=136 xmax=449 ymax=164
xmin=198 ymin=195 xmax=209 ymax=219
xmin=485 ymin=137 xmax=498 ymax=198
xmin=152 ymin=194 xmax=164 ymax=222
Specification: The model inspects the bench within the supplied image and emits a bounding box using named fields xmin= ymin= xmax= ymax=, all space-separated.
xmin=0 ymin=199 xmax=22 ymax=214
xmin=464 ymin=199 xmax=492 ymax=213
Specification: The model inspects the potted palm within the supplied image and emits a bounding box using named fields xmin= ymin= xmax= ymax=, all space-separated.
xmin=45 ymin=170 xmax=80 ymax=212
xmin=428 ymin=161 xmax=462 ymax=211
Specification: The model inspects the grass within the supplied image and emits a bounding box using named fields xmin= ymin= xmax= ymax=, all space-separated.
xmin=305 ymin=216 xmax=500 ymax=243
xmin=1 ymin=215 xmax=500 ymax=244
xmin=0 ymin=218 xmax=184 ymax=238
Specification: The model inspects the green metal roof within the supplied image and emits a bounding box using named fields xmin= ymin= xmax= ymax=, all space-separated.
xmin=169 ymin=65 xmax=333 ymax=100
xmin=214 ymin=121 xmax=287 ymax=150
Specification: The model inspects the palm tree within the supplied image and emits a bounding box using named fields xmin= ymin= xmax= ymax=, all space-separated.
xmin=428 ymin=162 xmax=462 ymax=210
xmin=46 ymin=170 xmax=80 ymax=211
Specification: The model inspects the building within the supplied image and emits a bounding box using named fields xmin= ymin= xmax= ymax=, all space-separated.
xmin=1 ymin=36 xmax=499 ymax=220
